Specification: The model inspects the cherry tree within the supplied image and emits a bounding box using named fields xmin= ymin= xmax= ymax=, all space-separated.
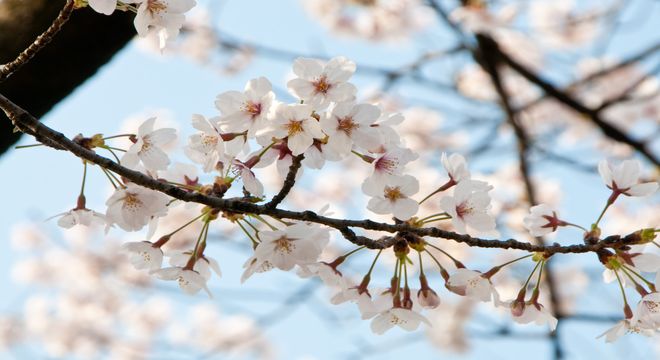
xmin=0 ymin=0 xmax=658 ymax=359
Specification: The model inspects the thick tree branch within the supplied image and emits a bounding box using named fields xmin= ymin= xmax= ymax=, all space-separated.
xmin=0 ymin=0 xmax=135 ymax=157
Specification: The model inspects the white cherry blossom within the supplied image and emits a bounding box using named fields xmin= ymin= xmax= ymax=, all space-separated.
xmin=184 ymin=114 xmax=225 ymax=172
xmin=253 ymin=223 xmax=330 ymax=271
xmin=88 ymin=0 xmax=117 ymax=15
xmin=510 ymin=302 xmax=558 ymax=330
xmin=240 ymin=255 xmax=274 ymax=283
xmin=168 ymin=252 xmax=222 ymax=280
xmin=439 ymin=180 xmax=497 ymax=235
xmin=632 ymin=292 xmax=660 ymax=329
xmin=441 ymin=152 xmax=470 ymax=183
xmin=370 ymin=307 xmax=431 ymax=335
xmin=232 ymin=159 xmax=264 ymax=197
xmin=131 ymin=0 xmax=197 ymax=49
xmin=105 ymin=183 xmax=170 ymax=232
xmin=152 ymin=266 xmax=212 ymax=297
xmin=270 ymin=104 xmax=324 ymax=155
xmin=366 ymin=146 xmax=418 ymax=187
xmin=287 ymin=56 xmax=357 ymax=109
xmin=597 ymin=319 xmax=654 ymax=342
xmin=55 ymin=209 xmax=105 ymax=229
xmin=446 ymin=268 xmax=500 ymax=303
xmin=320 ymin=102 xmax=381 ymax=156
xmin=523 ymin=204 xmax=566 ymax=237
xmin=121 ymin=117 xmax=177 ymax=171
xmin=598 ymin=159 xmax=658 ymax=198
xmin=363 ymin=174 xmax=419 ymax=220
xmin=216 ymin=77 xmax=275 ymax=137
xmin=121 ymin=241 xmax=164 ymax=271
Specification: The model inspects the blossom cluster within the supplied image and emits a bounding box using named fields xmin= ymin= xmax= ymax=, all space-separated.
xmin=21 ymin=53 xmax=660 ymax=341
xmin=83 ymin=0 xmax=196 ymax=49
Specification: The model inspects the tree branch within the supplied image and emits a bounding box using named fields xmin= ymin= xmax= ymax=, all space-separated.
xmin=0 ymin=92 xmax=648 ymax=255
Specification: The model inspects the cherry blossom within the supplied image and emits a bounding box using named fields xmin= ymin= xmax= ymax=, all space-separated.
xmin=598 ymin=159 xmax=658 ymax=198
xmin=270 ymin=104 xmax=324 ymax=156
xmin=366 ymin=146 xmax=418 ymax=187
xmin=131 ymin=0 xmax=197 ymax=49
xmin=168 ymin=252 xmax=222 ymax=280
xmin=509 ymin=301 xmax=558 ymax=330
xmin=240 ymin=255 xmax=274 ymax=283
xmin=287 ymin=56 xmax=357 ymax=109
xmin=320 ymin=102 xmax=381 ymax=156
xmin=88 ymin=0 xmax=117 ymax=15
xmin=152 ymin=266 xmax=212 ymax=297
xmin=439 ymin=180 xmax=497 ymax=235
xmin=121 ymin=117 xmax=177 ymax=171
xmin=216 ymin=77 xmax=275 ymax=137
xmin=597 ymin=319 xmax=654 ymax=342
xmin=363 ymin=174 xmax=420 ymax=220
xmin=446 ymin=268 xmax=500 ymax=303
xmin=441 ymin=152 xmax=470 ymax=183
xmin=632 ymin=292 xmax=660 ymax=329
xmin=184 ymin=114 xmax=225 ymax=172
xmin=232 ymin=159 xmax=264 ymax=197
xmin=105 ymin=183 xmax=170 ymax=232
xmin=523 ymin=204 xmax=567 ymax=237
xmin=121 ymin=241 xmax=164 ymax=271
xmin=55 ymin=209 xmax=106 ymax=229
xmin=253 ymin=223 xmax=330 ymax=271
xmin=370 ymin=307 xmax=431 ymax=335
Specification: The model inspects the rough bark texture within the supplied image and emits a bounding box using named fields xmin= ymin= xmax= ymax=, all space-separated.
xmin=0 ymin=0 xmax=135 ymax=156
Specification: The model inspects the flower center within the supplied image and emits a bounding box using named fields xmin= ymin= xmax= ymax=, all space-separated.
xmin=384 ymin=186 xmax=403 ymax=201
xmin=644 ymin=299 xmax=659 ymax=313
xmin=374 ymin=156 xmax=398 ymax=174
xmin=274 ymin=236 xmax=295 ymax=255
xmin=242 ymin=101 xmax=262 ymax=118
xmin=286 ymin=120 xmax=305 ymax=136
xmin=456 ymin=201 xmax=473 ymax=219
xmin=146 ymin=0 xmax=167 ymax=15
xmin=122 ymin=193 xmax=144 ymax=212
xmin=337 ymin=116 xmax=358 ymax=136
xmin=312 ymin=76 xmax=332 ymax=94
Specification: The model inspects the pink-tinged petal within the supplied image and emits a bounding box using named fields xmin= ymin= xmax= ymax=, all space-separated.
xmin=367 ymin=197 xmax=392 ymax=215
xmin=88 ymin=0 xmax=117 ymax=15
xmin=287 ymin=133 xmax=313 ymax=156
xmin=626 ymin=182 xmax=658 ymax=197
xmin=598 ymin=160 xmax=612 ymax=187
xmin=287 ymin=79 xmax=316 ymax=100
xmin=392 ymin=198 xmax=418 ymax=220
xmin=246 ymin=76 xmax=272 ymax=98
xmin=615 ymin=160 xmax=640 ymax=189
xmin=215 ymin=91 xmax=246 ymax=114
xmin=292 ymin=58 xmax=324 ymax=79
xmin=353 ymin=103 xmax=381 ymax=125
xmin=324 ymin=56 xmax=356 ymax=82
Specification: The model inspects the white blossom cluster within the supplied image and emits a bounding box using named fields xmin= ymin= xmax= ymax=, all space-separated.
xmin=36 ymin=56 xmax=658 ymax=341
xmin=85 ymin=0 xmax=196 ymax=49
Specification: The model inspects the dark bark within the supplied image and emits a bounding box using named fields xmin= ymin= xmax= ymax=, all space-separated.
xmin=0 ymin=0 xmax=135 ymax=156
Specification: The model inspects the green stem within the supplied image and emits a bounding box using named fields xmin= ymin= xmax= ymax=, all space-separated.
xmin=79 ymin=161 xmax=88 ymax=197
xmin=250 ymin=214 xmax=278 ymax=231
xmin=614 ymin=270 xmax=630 ymax=307
xmin=167 ymin=211 xmax=209 ymax=237
xmin=237 ymin=220 xmax=259 ymax=248
xmin=621 ymin=265 xmax=654 ymax=290
xmin=418 ymin=251 xmax=425 ymax=276
xmin=425 ymin=242 xmax=463 ymax=267
xmin=564 ymin=222 xmax=588 ymax=232
xmin=100 ymin=167 xmax=119 ymax=189
xmin=103 ymin=146 xmax=122 ymax=163
xmin=102 ymin=134 xmax=134 ymax=140
xmin=365 ymin=250 xmax=382 ymax=277
xmin=521 ymin=260 xmax=542 ymax=292
xmin=424 ymin=249 xmax=447 ymax=273
xmin=498 ymin=254 xmax=534 ymax=269
xmin=593 ymin=202 xmax=611 ymax=228
xmin=14 ymin=143 xmax=44 ymax=149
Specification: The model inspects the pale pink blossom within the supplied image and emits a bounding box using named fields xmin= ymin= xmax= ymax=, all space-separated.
xmin=446 ymin=268 xmax=500 ymax=303
xmin=370 ymin=307 xmax=431 ymax=335
xmin=152 ymin=266 xmax=212 ymax=297
xmin=439 ymin=180 xmax=497 ymax=235
xmin=287 ymin=56 xmax=357 ymax=109
xmin=363 ymin=174 xmax=419 ymax=220
xmin=216 ymin=77 xmax=275 ymax=137
xmin=523 ymin=204 xmax=567 ymax=237
xmin=121 ymin=117 xmax=177 ymax=171
xmin=320 ymin=102 xmax=381 ymax=156
xmin=270 ymin=104 xmax=324 ymax=155
xmin=105 ymin=183 xmax=170 ymax=232
xmin=598 ymin=159 xmax=658 ymax=198
xmin=122 ymin=241 xmax=164 ymax=271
